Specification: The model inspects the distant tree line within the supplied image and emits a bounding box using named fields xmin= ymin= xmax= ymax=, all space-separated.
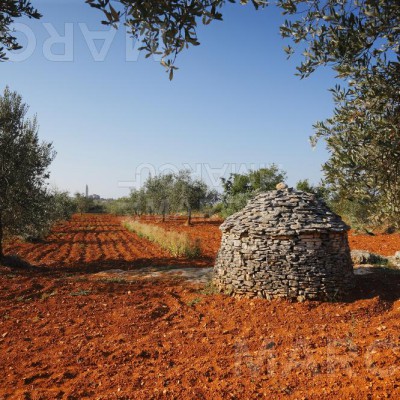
xmin=106 ymin=170 xmax=219 ymax=225
xmin=106 ymin=164 xmax=333 ymax=223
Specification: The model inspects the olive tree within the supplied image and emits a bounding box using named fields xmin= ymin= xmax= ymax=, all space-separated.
xmin=279 ymin=0 xmax=400 ymax=228
xmin=314 ymin=72 xmax=400 ymax=228
xmin=0 ymin=87 xmax=55 ymax=258
xmin=130 ymin=188 xmax=148 ymax=216
xmin=144 ymin=173 xmax=175 ymax=222
xmin=74 ymin=192 xmax=94 ymax=214
xmin=47 ymin=189 xmax=76 ymax=222
xmin=172 ymin=170 xmax=216 ymax=225
xmin=220 ymin=165 xmax=287 ymax=216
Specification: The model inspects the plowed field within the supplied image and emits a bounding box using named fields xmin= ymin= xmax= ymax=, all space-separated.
xmin=3 ymin=214 xmax=222 ymax=273
xmin=1 ymin=214 xmax=400 ymax=399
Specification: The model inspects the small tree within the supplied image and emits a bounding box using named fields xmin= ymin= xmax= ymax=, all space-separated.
xmin=74 ymin=192 xmax=94 ymax=214
xmin=145 ymin=173 xmax=174 ymax=222
xmin=130 ymin=188 xmax=148 ymax=216
xmin=172 ymin=170 xmax=213 ymax=225
xmin=0 ymin=87 xmax=55 ymax=257
xmin=48 ymin=189 xmax=75 ymax=222
xmin=295 ymin=179 xmax=327 ymax=200
xmin=105 ymin=197 xmax=135 ymax=215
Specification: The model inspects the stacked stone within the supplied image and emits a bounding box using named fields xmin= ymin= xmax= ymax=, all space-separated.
xmin=213 ymin=185 xmax=354 ymax=301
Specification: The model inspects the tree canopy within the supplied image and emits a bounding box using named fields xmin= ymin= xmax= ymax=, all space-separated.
xmin=143 ymin=173 xmax=175 ymax=221
xmin=86 ymin=0 xmax=266 ymax=78
xmin=2 ymin=1 xmax=398 ymax=80
xmin=315 ymin=71 xmax=400 ymax=228
xmin=220 ymin=164 xmax=287 ymax=216
xmin=108 ymin=170 xmax=219 ymax=223
xmin=280 ymin=0 xmax=400 ymax=80
xmin=85 ymin=0 xmax=400 ymax=80
xmin=0 ymin=87 xmax=55 ymax=257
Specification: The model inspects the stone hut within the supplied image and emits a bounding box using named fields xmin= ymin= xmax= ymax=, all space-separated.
xmin=213 ymin=185 xmax=354 ymax=301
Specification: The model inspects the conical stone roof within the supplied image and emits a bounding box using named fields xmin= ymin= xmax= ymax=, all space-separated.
xmin=220 ymin=187 xmax=349 ymax=236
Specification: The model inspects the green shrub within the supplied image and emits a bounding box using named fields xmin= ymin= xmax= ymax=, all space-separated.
xmin=105 ymin=198 xmax=134 ymax=215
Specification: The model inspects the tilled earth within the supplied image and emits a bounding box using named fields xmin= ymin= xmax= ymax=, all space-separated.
xmin=1 ymin=215 xmax=400 ymax=399
xmin=348 ymin=231 xmax=400 ymax=257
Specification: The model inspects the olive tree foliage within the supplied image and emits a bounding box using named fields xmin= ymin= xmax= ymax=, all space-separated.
xmin=295 ymin=179 xmax=327 ymax=199
xmin=314 ymin=70 xmax=400 ymax=228
xmin=74 ymin=192 xmax=95 ymax=214
xmin=2 ymin=1 xmax=398 ymax=77
xmin=0 ymin=87 xmax=55 ymax=257
xmin=0 ymin=0 xmax=41 ymax=61
xmin=3 ymin=1 xmax=397 ymax=81
xmin=130 ymin=188 xmax=149 ymax=215
xmin=145 ymin=173 xmax=175 ymax=221
xmin=220 ymin=165 xmax=287 ymax=217
xmin=171 ymin=169 xmax=218 ymax=225
xmin=26 ymin=188 xmax=76 ymax=239
xmin=105 ymin=196 xmax=135 ymax=215
xmin=85 ymin=0 xmax=267 ymax=79
xmin=279 ymin=0 xmax=399 ymax=79
xmin=47 ymin=189 xmax=76 ymax=222
xmin=279 ymin=0 xmax=400 ymax=228
xmin=122 ymin=170 xmax=218 ymax=223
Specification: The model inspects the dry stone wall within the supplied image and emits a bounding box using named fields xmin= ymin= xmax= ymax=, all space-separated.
xmin=214 ymin=187 xmax=354 ymax=301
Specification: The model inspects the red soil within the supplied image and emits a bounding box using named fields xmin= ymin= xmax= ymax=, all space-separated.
xmin=1 ymin=214 xmax=400 ymax=399
xmin=349 ymin=231 xmax=400 ymax=256
xmin=3 ymin=214 xmax=222 ymax=273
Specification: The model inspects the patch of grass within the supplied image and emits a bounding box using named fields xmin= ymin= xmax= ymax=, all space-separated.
xmin=123 ymin=219 xmax=201 ymax=258
xmin=70 ymin=289 xmax=91 ymax=296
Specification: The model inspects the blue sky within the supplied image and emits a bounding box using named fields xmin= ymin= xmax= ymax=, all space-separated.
xmin=1 ymin=0 xmax=338 ymax=198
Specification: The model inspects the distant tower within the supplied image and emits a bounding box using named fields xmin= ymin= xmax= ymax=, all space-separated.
xmin=85 ymin=184 xmax=89 ymax=198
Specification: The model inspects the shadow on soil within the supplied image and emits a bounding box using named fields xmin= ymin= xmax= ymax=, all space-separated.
xmin=1 ymin=255 xmax=400 ymax=304
xmin=0 ymin=255 xmax=215 ymax=276
xmin=349 ymin=269 xmax=400 ymax=302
